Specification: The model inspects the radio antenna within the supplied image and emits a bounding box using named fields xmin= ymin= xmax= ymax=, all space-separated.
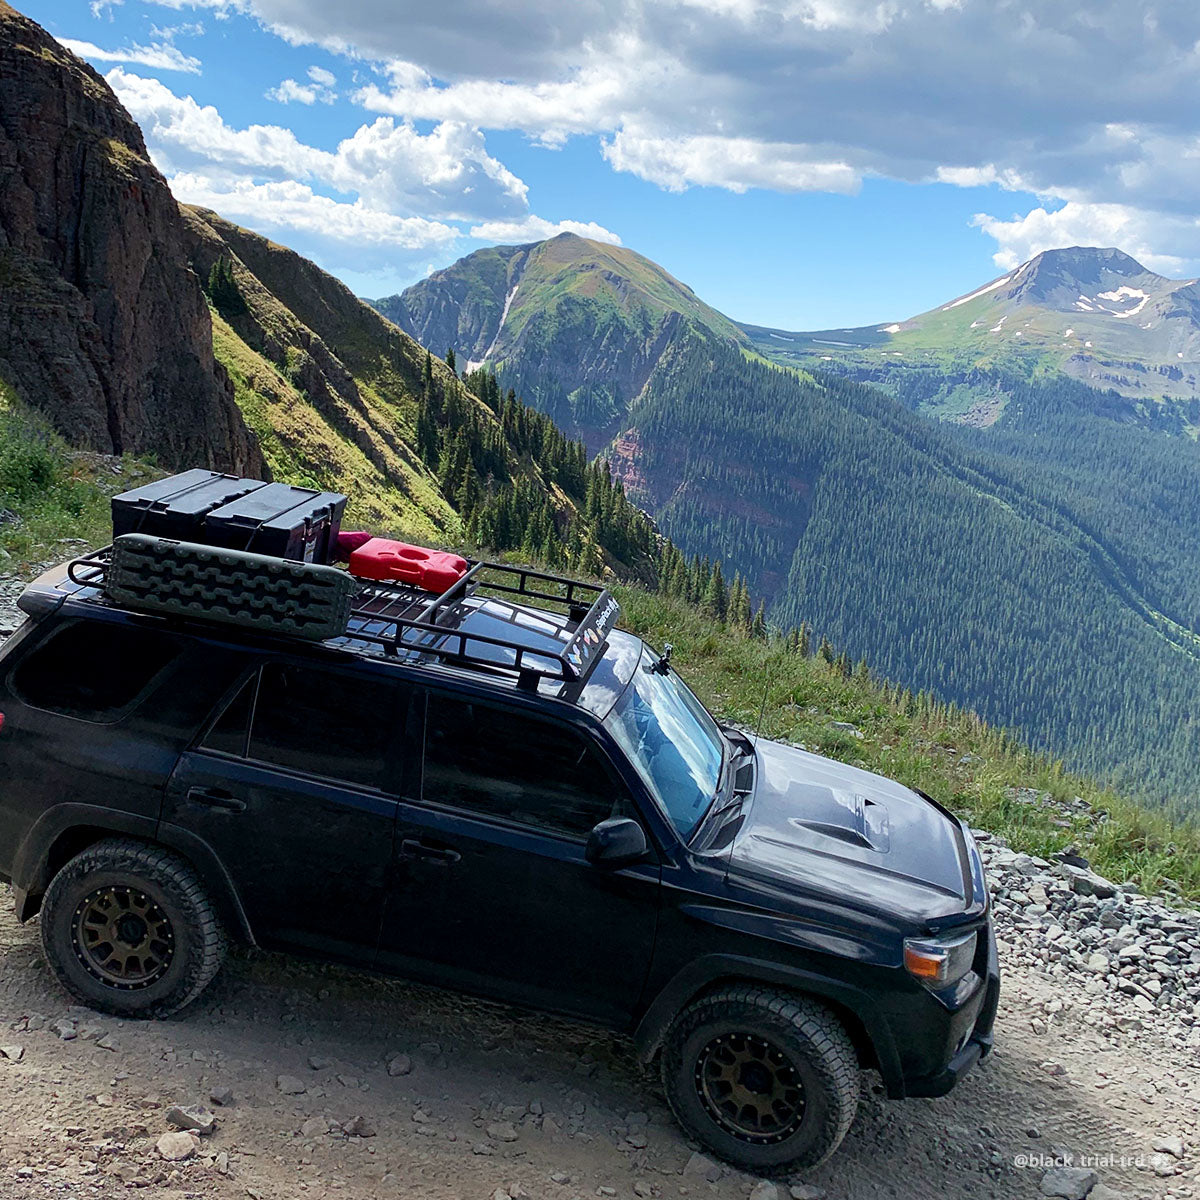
xmin=752 ymin=657 xmax=772 ymax=749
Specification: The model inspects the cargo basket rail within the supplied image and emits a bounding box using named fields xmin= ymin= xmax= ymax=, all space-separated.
xmin=66 ymin=543 xmax=620 ymax=689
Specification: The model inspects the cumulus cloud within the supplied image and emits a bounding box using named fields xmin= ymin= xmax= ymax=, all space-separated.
xmin=467 ymin=216 xmax=622 ymax=245
xmin=603 ymin=131 xmax=860 ymax=194
xmin=972 ymin=203 xmax=1199 ymax=276
xmin=62 ymin=37 xmax=202 ymax=73
xmin=266 ymin=63 xmax=337 ymax=104
xmin=172 ymin=174 xmax=457 ymax=256
xmin=108 ymin=69 xmax=527 ymax=221
xmin=161 ymin=0 xmax=1200 ymax=265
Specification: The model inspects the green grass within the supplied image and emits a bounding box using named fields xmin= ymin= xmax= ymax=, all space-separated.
xmin=615 ymin=586 xmax=1200 ymax=902
xmin=0 ymin=379 xmax=158 ymax=571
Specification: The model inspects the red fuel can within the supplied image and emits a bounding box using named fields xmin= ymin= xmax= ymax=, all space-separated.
xmin=348 ymin=538 xmax=469 ymax=592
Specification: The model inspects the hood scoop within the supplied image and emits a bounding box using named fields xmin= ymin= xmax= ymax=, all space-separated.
xmin=787 ymin=785 xmax=890 ymax=854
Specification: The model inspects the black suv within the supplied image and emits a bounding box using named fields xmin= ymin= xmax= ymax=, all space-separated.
xmin=0 ymin=551 xmax=998 ymax=1174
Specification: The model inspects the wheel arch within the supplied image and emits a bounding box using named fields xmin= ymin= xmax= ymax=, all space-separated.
xmin=633 ymin=955 xmax=902 ymax=1094
xmin=11 ymin=808 xmax=255 ymax=947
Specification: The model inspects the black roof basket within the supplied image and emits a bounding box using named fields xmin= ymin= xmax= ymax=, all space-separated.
xmin=66 ymin=545 xmax=622 ymax=692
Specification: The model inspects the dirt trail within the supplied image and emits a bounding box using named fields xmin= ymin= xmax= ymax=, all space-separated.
xmin=0 ymin=885 xmax=1192 ymax=1200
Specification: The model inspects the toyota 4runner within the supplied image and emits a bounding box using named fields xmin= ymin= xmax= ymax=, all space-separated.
xmin=0 ymin=548 xmax=999 ymax=1173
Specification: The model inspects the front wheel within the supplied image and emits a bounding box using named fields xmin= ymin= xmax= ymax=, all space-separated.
xmin=661 ymin=985 xmax=860 ymax=1174
xmin=39 ymin=838 xmax=227 ymax=1018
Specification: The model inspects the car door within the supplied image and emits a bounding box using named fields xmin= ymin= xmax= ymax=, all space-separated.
xmin=163 ymin=657 xmax=410 ymax=965
xmin=376 ymin=689 xmax=661 ymax=1024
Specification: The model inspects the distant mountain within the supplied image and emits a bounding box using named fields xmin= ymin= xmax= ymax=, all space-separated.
xmin=371 ymin=233 xmax=746 ymax=450
xmin=401 ymin=234 xmax=1200 ymax=811
xmin=0 ymin=1 xmax=263 ymax=474
xmin=742 ymin=247 xmax=1200 ymax=427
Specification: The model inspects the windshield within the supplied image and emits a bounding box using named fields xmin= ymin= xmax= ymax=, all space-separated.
xmin=604 ymin=653 xmax=725 ymax=839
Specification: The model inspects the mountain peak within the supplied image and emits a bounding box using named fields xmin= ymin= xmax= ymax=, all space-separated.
xmin=1021 ymin=245 xmax=1146 ymax=274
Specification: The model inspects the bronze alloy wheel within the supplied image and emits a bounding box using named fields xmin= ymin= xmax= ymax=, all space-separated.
xmin=70 ymin=885 xmax=175 ymax=990
xmin=694 ymin=1031 xmax=807 ymax=1145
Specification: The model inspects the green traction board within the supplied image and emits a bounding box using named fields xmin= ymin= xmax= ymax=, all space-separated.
xmin=106 ymin=534 xmax=355 ymax=641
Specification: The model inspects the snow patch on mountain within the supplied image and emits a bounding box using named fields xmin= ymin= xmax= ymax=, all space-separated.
xmin=1096 ymin=287 xmax=1149 ymax=318
xmin=465 ymin=283 xmax=520 ymax=373
xmin=942 ymin=274 xmax=1013 ymax=311
xmin=881 ymin=323 xmax=902 ymax=333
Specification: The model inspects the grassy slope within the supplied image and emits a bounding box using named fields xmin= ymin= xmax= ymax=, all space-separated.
xmin=498 ymin=235 xmax=747 ymax=348
xmin=0 ymin=377 xmax=159 ymax=570
xmin=210 ymin=314 xmax=455 ymax=541
xmin=617 ymin=587 xmax=1200 ymax=902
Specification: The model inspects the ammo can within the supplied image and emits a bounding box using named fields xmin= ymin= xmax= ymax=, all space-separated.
xmin=111 ymin=470 xmax=266 ymax=541
xmin=203 ymin=483 xmax=348 ymax=563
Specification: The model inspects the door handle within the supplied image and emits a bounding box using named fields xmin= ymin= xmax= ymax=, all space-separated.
xmin=186 ymin=786 xmax=247 ymax=813
xmin=398 ymin=838 xmax=461 ymax=865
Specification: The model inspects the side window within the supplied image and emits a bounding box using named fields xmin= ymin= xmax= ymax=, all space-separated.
xmin=11 ymin=621 xmax=180 ymax=721
xmin=423 ymin=695 xmax=621 ymax=838
xmin=246 ymin=663 xmax=403 ymax=791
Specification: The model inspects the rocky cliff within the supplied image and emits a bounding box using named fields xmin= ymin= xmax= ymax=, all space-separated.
xmin=0 ymin=2 xmax=263 ymax=473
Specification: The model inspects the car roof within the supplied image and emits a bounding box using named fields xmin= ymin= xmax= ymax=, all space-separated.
xmin=20 ymin=559 xmax=644 ymax=721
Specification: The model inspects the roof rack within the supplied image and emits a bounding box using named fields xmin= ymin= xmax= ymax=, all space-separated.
xmin=65 ymin=545 xmax=622 ymax=692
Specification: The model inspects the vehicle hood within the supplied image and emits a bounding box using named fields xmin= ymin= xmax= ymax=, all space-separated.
xmin=727 ymin=739 xmax=970 ymax=922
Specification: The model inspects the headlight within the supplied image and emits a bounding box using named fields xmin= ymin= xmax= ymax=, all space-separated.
xmin=904 ymin=931 xmax=977 ymax=989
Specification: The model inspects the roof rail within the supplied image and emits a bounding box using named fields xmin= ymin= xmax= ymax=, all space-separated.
xmin=65 ymin=545 xmax=622 ymax=690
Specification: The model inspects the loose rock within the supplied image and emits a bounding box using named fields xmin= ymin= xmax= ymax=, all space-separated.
xmin=166 ymin=1104 xmax=216 ymax=1134
xmin=1040 ymin=1166 xmax=1099 ymax=1199
xmin=156 ymin=1131 xmax=199 ymax=1162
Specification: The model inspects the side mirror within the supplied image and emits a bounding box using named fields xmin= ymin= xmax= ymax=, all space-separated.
xmin=585 ymin=817 xmax=648 ymax=867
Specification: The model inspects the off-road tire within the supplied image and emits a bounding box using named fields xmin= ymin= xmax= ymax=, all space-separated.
xmin=661 ymin=985 xmax=860 ymax=1174
xmin=40 ymin=838 xmax=227 ymax=1018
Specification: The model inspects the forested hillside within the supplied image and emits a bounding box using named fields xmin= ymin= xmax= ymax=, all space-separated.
xmin=614 ymin=333 xmax=1200 ymax=812
xmin=180 ymin=209 xmax=661 ymax=581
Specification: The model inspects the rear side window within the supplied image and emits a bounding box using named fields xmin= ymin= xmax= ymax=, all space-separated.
xmin=423 ymin=695 xmax=621 ymax=838
xmin=11 ymin=621 xmax=180 ymax=721
xmin=202 ymin=662 xmax=405 ymax=792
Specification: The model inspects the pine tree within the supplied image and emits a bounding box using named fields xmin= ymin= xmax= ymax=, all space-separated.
xmin=445 ymin=347 xmax=457 ymax=374
xmin=751 ymin=601 xmax=767 ymax=640
xmin=703 ymin=560 xmax=727 ymax=620
xmin=206 ymin=257 xmax=244 ymax=316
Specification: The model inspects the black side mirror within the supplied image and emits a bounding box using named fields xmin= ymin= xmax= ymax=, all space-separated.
xmin=585 ymin=817 xmax=648 ymax=867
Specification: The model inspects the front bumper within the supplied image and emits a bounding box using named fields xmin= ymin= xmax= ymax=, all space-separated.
xmin=901 ymin=916 xmax=1001 ymax=1098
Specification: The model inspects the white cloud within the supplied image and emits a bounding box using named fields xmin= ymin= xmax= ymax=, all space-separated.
xmin=108 ymin=70 xmax=526 ymax=220
xmin=265 ymin=78 xmax=324 ymax=104
xmin=266 ymin=63 xmax=338 ymax=104
xmin=603 ymin=130 xmax=860 ymax=194
xmin=971 ymin=204 xmax=1199 ymax=276
xmin=166 ymin=0 xmax=1200 ymax=265
xmin=61 ymin=38 xmax=202 ymax=74
xmin=173 ymin=174 xmax=456 ymax=252
xmin=467 ymin=216 xmax=621 ymax=245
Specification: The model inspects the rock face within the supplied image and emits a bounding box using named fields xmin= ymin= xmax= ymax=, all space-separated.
xmin=0 ymin=2 xmax=263 ymax=474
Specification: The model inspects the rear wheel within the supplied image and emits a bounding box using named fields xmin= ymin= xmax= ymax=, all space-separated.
xmin=40 ymin=839 xmax=226 ymax=1018
xmin=661 ymin=985 xmax=860 ymax=1174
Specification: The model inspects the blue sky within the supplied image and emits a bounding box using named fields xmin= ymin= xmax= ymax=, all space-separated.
xmin=25 ymin=1 xmax=1200 ymax=329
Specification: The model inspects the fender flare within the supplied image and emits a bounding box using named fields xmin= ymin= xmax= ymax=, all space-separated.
xmin=632 ymin=953 xmax=904 ymax=1095
xmin=10 ymin=805 xmax=256 ymax=946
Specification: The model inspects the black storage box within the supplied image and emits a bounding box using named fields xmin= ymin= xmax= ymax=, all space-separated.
xmin=106 ymin=534 xmax=355 ymax=641
xmin=112 ymin=470 xmax=266 ymax=542
xmin=203 ymin=483 xmax=347 ymax=563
